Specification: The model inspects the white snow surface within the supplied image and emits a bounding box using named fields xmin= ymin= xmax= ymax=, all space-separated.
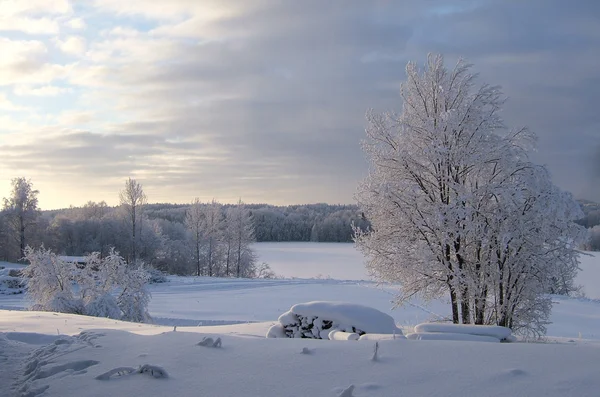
xmin=413 ymin=323 xmax=513 ymax=339
xmin=358 ymin=333 xmax=406 ymax=341
xmin=1 ymin=312 xmax=600 ymax=397
xmin=1 ymin=243 xmax=600 ymax=396
xmin=405 ymin=332 xmax=502 ymax=343
xmin=254 ymin=242 xmax=370 ymax=280
xmin=576 ymin=251 xmax=600 ymax=299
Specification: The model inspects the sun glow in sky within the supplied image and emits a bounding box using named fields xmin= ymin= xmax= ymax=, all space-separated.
xmin=0 ymin=0 xmax=599 ymax=209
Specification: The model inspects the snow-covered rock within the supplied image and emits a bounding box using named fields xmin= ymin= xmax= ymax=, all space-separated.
xmin=289 ymin=301 xmax=399 ymax=334
xmin=267 ymin=301 xmax=402 ymax=339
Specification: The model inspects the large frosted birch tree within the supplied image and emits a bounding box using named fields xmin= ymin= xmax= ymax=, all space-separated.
xmin=354 ymin=54 xmax=586 ymax=335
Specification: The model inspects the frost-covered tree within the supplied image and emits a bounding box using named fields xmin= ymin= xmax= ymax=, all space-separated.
xmin=185 ymin=199 xmax=224 ymax=277
xmin=202 ymin=200 xmax=223 ymax=277
xmin=185 ymin=198 xmax=204 ymax=276
xmin=119 ymin=178 xmax=147 ymax=264
xmin=225 ymin=199 xmax=256 ymax=278
xmin=354 ymin=54 xmax=586 ymax=335
xmin=2 ymin=177 xmax=40 ymax=258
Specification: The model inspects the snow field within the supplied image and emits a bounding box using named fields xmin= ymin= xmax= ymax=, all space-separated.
xmin=1 ymin=243 xmax=600 ymax=396
xmin=3 ymin=321 xmax=600 ymax=397
xmin=253 ymin=242 xmax=370 ymax=280
xmin=575 ymin=251 xmax=600 ymax=299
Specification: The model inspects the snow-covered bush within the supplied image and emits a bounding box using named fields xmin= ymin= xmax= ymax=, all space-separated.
xmin=84 ymin=249 xmax=151 ymax=322
xmin=22 ymin=246 xmax=151 ymax=322
xmin=85 ymin=293 xmax=122 ymax=319
xmin=117 ymin=265 xmax=151 ymax=323
xmin=255 ymin=262 xmax=277 ymax=279
xmin=41 ymin=291 xmax=85 ymax=314
xmin=267 ymin=301 xmax=402 ymax=339
xmin=0 ymin=266 xmax=26 ymax=294
xmin=146 ymin=267 xmax=168 ymax=283
xmin=22 ymin=246 xmax=80 ymax=313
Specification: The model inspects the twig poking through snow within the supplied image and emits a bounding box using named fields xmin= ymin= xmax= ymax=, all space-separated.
xmin=339 ymin=384 xmax=355 ymax=397
xmin=197 ymin=336 xmax=222 ymax=348
xmin=371 ymin=341 xmax=379 ymax=361
xmin=137 ymin=364 xmax=169 ymax=378
xmin=96 ymin=364 xmax=169 ymax=380
xmin=197 ymin=337 xmax=214 ymax=346
xmin=95 ymin=367 xmax=136 ymax=380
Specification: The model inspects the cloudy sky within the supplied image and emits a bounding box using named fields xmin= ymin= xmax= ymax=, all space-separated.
xmin=1 ymin=0 xmax=599 ymax=209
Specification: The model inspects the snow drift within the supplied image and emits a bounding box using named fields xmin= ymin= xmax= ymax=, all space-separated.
xmin=406 ymin=322 xmax=515 ymax=343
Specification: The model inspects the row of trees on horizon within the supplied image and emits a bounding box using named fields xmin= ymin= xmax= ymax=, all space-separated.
xmin=0 ymin=177 xmax=370 ymax=276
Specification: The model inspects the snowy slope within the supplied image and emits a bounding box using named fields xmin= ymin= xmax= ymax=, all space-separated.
xmin=1 ymin=319 xmax=600 ymax=397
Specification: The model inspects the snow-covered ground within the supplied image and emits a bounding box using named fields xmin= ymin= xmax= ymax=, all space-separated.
xmin=254 ymin=242 xmax=370 ymax=280
xmin=1 ymin=243 xmax=600 ymax=396
xmin=576 ymin=251 xmax=600 ymax=299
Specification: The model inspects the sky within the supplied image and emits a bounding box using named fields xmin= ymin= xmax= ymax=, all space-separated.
xmin=0 ymin=0 xmax=599 ymax=210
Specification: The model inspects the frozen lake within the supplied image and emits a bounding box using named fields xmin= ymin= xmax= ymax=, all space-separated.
xmin=253 ymin=242 xmax=370 ymax=280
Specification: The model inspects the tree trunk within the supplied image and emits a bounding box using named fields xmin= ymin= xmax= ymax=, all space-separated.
xmin=208 ymin=239 xmax=213 ymax=277
xmin=19 ymin=214 xmax=25 ymax=258
xmin=460 ymin=287 xmax=471 ymax=324
xmin=196 ymin=230 xmax=201 ymax=277
xmin=474 ymin=286 xmax=487 ymax=325
xmin=132 ymin=208 xmax=136 ymax=265
xmin=225 ymin=242 xmax=231 ymax=277
xmin=449 ymin=285 xmax=459 ymax=323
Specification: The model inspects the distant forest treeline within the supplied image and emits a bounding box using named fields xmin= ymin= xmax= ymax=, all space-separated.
xmin=577 ymin=199 xmax=600 ymax=251
xmin=0 ymin=198 xmax=370 ymax=271
xmin=136 ymin=202 xmax=370 ymax=243
xmin=2 ymin=186 xmax=598 ymax=273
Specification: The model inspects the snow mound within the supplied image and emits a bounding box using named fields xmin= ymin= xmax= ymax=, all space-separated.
xmin=266 ymin=323 xmax=286 ymax=338
xmin=358 ymin=333 xmax=406 ymax=341
xmin=414 ymin=323 xmax=513 ymax=339
xmin=268 ymin=301 xmax=402 ymax=339
xmin=406 ymin=332 xmax=501 ymax=343
xmin=328 ymin=330 xmax=359 ymax=341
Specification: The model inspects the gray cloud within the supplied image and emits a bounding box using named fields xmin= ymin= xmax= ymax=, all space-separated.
xmin=1 ymin=0 xmax=599 ymax=207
